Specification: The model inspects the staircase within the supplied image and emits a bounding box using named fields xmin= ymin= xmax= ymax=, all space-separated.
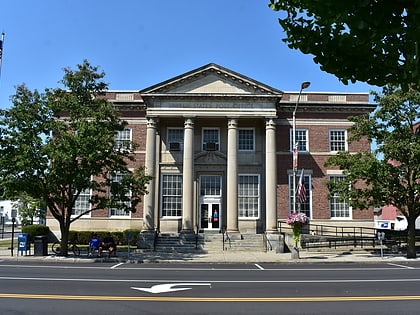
xmin=153 ymin=233 xmax=205 ymax=253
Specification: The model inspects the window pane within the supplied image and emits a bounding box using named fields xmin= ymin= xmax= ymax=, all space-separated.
xmin=238 ymin=175 xmax=259 ymax=218
xmin=238 ymin=129 xmax=254 ymax=151
xmin=203 ymin=129 xmax=219 ymax=150
xmin=162 ymin=174 xmax=183 ymax=217
xmin=114 ymin=128 xmax=131 ymax=151
xmin=200 ymin=176 xmax=221 ymax=196
xmin=330 ymin=130 xmax=346 ymax=151
xmin=73 ymin=188 xmax=91 ymax=216
xmin=288 ymin=174 xmax=311 ymax=217
xmin=109 ymin=173 xmax=131 ymax=217
xmin=329 ymin=175 xmax=350 ymax=218
xmin=168 ymin=128 xmax=184 ymax=143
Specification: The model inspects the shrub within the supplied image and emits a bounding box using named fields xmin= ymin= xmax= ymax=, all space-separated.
xmin=21 ymin=224 xmax=50 ymax=242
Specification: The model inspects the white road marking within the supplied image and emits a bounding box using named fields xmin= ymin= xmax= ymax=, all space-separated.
xmin=110 ymin=263 xmax=124 ymax=269
xmin=131 ymin=283 xmax=211 ymax=294
xmin=387 ymin=263 xmax=415 ymax=269
xmin=255 ymin=264 xmax=264 ymax=270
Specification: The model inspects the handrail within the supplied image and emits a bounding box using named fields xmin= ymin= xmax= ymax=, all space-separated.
xmin=263 ymin=231 xmax=273 ymax=252
xmin=222 ymin=226 xmax=231 ymax=251
xmin=153 ymin=228 xmax=159 ymax=251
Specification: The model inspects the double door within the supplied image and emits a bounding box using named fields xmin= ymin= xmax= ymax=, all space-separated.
xmin=200 ymin=201 xmax=221 ymax=230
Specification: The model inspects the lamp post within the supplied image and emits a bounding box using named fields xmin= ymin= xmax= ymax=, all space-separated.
xmin=292 ymin=81 xmax=310 ymax=213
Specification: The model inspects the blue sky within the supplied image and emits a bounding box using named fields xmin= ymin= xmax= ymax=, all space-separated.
xmin=0 ymin=0 xmax=375 ymax=109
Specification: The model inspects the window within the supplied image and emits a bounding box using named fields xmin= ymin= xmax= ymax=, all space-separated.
xmin=109 ymin=173 xmax=131 ymax=217
xmin=161 ymin=174 xmax=183 ymax=217
xmin=114 ymin=128 xmax=132 ymax=151
xmin=288 ymin=173 xmax=311 ymax=217
xmin=329 ymin=175 xmax=350 ymax=218
xmin=202 ymin=128 xmax=219 ymax=151
xmin=238 ymin=175 xmax=260 ymax=218
xmin=329 ymin=129 xmax=347 ymax=152
xmin=72 ymin=188 xmax=91 ymax=217
xmin=200 ymin=175 xmax=221 ymax=196
xmin=290 ymin=129 xmax=308 ymax=151
xmin=167 ymin=128 xmax=184 ymax=151
xmin=238 ymin=129 xmax=255 ymax=151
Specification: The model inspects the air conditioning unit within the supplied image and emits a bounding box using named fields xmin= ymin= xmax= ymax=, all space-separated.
xmin=205 ymin=142 xmax=217 ymax=151
xmin=169 ymin=142 xmax=181 ymax=151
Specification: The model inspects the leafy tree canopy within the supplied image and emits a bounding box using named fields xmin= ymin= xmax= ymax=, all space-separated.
xmin=326 ymin=85 xmax=420 ymax=257
xmin=0 ymin=60 xmax=151 ymax=255
xmin=269 ymin=0 xmax=420 ymax=89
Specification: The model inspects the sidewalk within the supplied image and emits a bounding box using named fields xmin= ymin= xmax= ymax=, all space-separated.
xmin=1 ymin=246 xmax=418 ymax=263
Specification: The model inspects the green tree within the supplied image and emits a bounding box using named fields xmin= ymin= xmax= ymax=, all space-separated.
xmin=0 ymin=60 xmax=151 ymax=256
xmin=326 ymin=86 xmax=420 ymax=258
xmin=15 ymin=194 xmax=46 ymax=226
xmin=269 ymin=0 xmax=420 ymax=89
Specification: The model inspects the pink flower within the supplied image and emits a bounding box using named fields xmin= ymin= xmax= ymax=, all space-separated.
xmin=286 ymin=212 xmax=309 ymax=226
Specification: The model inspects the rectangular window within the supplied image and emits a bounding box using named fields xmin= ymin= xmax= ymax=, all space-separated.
xmin=109 ymin=173 xmax=131 ymax=217
xmin=238 ymin=129 xmax=255 ymax=151
xmin=329 ymin=129 xmax=347 ymax=152
xmin=161 ymin=174 xmax=183 ymax=217
xmin=238 ymin=175 xmax=260 ymax=218
xmin=329 ymin=175 xmax=350 ymax=218
xmin=290 ymin=129 xmax=308 ymax=151
xmin=200 ymin=175 xmax=222 ymax=196
xmin=288 ymin=173 xmax=311 ymax=217
xmin=167 ymin=128 xmax=184 ymax=151
xmin=72 ymin=188 xmax=91 ymax=217
xmin=202 ymin=128 xmax=219 ymax=151
xmin=114 ymin=128 xmax=132 ymax=151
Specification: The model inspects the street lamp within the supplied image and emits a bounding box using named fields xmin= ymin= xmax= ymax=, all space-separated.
xmin=292 ymin=81 xmax=310 ymax=213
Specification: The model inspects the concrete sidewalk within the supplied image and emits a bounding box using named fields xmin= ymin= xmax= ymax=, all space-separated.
xmin=1 ymin=246 xmax=418 ymax=263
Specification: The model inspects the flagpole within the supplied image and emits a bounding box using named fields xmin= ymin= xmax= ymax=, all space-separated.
xmin=0 ymin=32 xmax=4 ymax=81
xmin=292 ymin=81 xmax=310 ymax=213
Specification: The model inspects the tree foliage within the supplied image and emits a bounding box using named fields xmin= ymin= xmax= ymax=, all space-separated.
xmin=326 ymin=85 xmax=420 ymax=258
xmin=269 ymin=0 xmax=420 ymax=89
xmin=0 ymin=60 xmax=151 ymax=255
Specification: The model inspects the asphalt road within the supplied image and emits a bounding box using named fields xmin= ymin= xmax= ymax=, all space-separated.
xmin=1 ymin=260 xmax=420 ymax=314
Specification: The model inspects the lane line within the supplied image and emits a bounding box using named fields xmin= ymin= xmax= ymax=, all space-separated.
xmin=111 ymin=263 xmax=124 ymax=269
xmin=387 ymin=263 xmax=415 ymax=269
xmin=254 ymin=264 xmax=264 ymax=270
xmin=2 ymin=293 xmax=420 ymax=302
xmin=2 ymin=276 xmax=420 ymax=284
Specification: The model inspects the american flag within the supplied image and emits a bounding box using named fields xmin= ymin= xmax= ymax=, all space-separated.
xmin=0 ymin=38 xmax=3 ymax=62
xmin=293 ymin=142 xmax=298 ymax=170
xmin=297 ymin=169 xmax=307 ymax=203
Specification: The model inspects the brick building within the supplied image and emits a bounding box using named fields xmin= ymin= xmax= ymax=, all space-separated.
xmin=47 ymin=63 xmax=376 ymax=236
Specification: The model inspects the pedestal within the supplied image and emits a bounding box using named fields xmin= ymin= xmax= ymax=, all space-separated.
xmin=291 ymin=247 xmax=300 ymax=259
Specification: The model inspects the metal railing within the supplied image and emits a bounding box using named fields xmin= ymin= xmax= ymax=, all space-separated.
xmin=278 ymin=221 xmax=378 ymax=249
xmin=263 ymin=231 xmax=273 ymax=252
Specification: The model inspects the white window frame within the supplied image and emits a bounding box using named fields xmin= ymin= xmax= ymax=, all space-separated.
xmin=290 ymin=128 xmax=309 ymax=152
xmin=167 ymin=127 xmax=184 ymax=151
xmin=114 ymin=128 xmax=132 ymax=151
xmin=288 ymin=172 xmax=312 ymax=218
xmin=329 ymin=175 xmax=352 ymax=219
xmin=238 ymin=174 xmax=260 ymax=219
xmin=202 ymin=128 xmax=220 ymax=151
xmin=109 ymin=172 xmax=131 ymax=218
xmin=238 ymin=128 xmax=255 ymax=151
xmin=72 ymin=188 xmax=91 ymax=218
xmin=329 ymin=129 xmax=347 ymax=152
xmin=161 ymin=173 xmax=183 ymax=217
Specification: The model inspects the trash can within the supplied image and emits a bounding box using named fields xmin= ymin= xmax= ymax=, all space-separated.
xmin=34 ymin=235 xmax=48 ymax=256
xmin=18 ymin=233 xmax=30 ymax=255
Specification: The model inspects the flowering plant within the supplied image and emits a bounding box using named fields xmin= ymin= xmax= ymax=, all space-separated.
xmin=286 ymin=212 xmax=309 ymax=248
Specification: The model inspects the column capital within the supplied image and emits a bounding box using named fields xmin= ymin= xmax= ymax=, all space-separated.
xmin=265 ymin=118 xmax=276 ymax=129
xmin=184 ymin=117 xmax=194 ymax=129
xmin=146 ymin=117 xmax=158 ymax=129
xmin=227 ymin=118 xmax=238 ymax=129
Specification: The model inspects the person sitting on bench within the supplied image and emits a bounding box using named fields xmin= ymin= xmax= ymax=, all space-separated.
xmin=88 ymin=233 xmax=101 ymax=257
xmin=99 ymin=233 xmax=116 ymax=257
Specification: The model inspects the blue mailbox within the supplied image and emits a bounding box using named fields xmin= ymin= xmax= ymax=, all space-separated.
xmin=18 ymin=233 xmax=30 ymax=254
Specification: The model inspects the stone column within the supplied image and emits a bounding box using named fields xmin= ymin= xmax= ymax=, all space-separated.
xmin=142 ymin=117 xmax=157 ymax=231
xmin=182 ymin=117 xmax=194 ymax=232
xmin=227 ymin=118 xmax=239 ymax=233
xmin=265 ymin=118 xmax=278 ymax=232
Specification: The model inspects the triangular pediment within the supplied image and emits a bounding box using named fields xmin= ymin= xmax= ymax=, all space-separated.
xmin=140 ymin=63 xmax=282 ymax=95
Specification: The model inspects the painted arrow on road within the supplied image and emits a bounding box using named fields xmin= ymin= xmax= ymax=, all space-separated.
xmin=131 ymin=283 xmax=212 ymax=294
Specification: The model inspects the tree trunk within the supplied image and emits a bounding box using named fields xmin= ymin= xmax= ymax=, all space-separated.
xmin=59 ymin=219 xmax=70 ymax=256
xmin=406 ymin=215 xmax=417 ymax=259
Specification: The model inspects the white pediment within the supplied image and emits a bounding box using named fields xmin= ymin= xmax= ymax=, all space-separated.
xmin=170 ymin=74 xmax=253 ymax=94
xmin=140 ymin=63 xmax=282 ymax=96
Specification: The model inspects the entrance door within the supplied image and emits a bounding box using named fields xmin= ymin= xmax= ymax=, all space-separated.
xmin=200 ymin=202 xmax=221 ymax=230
